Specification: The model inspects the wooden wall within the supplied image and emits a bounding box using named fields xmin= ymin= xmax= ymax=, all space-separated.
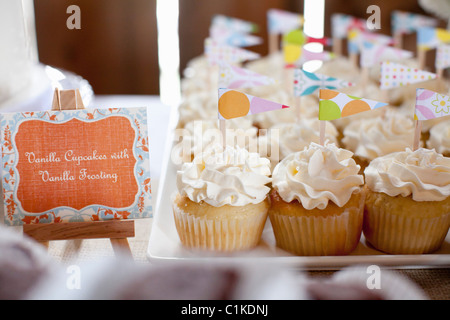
xmin=34 ymin=0 xmax=437 ymax=96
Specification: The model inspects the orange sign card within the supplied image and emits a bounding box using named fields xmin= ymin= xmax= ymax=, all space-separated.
xmin=1 ymin=107 xmax=152 ymax=225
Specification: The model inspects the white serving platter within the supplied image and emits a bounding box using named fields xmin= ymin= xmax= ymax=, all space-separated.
xmin=147 ymin=119 xmax=450 ymax=270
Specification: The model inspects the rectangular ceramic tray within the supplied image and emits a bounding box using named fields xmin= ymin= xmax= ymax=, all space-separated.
xmin=147 ymin=120 xmax=450 ymax=270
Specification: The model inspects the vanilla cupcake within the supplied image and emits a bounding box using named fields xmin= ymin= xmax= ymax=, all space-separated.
xmin=427 ymin=119 xmax=450 ymax=157
xmin=272 ymin=118 xmax=339 ymax=160
xmin=171 ymin=119 xmax=257 ymax=167
xmin=342 ymin=108 xmax=417 ymax=172
xmin=269 ymin=142 xmax=365 ymax=256
xmin=173 ymin=145 xmax=272 ymax=251
xmin=364 ymin=148 xmax=450 ymax=254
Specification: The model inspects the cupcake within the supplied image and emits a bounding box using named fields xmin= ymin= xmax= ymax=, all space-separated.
xmin=173 ymin=145 xmax=272 ymax=251
xmin=269 ymin=142 xmax=365 ymax=256
xmin=342 ymin=108 xmax=417 ymax=172
xmin=427 ymin=119 xmax=450 ymax=157
xmin=364 ymin=148 xmax=450 ymax=254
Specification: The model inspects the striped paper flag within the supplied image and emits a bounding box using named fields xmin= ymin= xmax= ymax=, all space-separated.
xmin=218 ymin=62 xmax=275 ymax=89
xmin=293 ymin=69 xmax=352 ymax=97
xmin=319 ymin=89 xmax=388 ymax=120
xmin=380 ymin=61 xmax=437 ymax=90
xmin=414 ymin=88 xmax=450 ymax=120
xmin=218 ymin=89 xmax=289 ymax=120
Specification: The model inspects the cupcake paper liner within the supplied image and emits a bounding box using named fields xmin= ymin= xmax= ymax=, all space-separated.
xmin=363 ymin=202 xmax=450 ymax=254
xmin=172 ymin=202 xmax=268 ymax=252
xmin=269 ymin=203 xmax=364 ymax=256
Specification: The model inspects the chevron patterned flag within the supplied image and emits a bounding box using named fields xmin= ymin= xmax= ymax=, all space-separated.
xmin=436 ymin=44 xmax=450 ymax=70
xmin=380 ymin=61 xmax=437 ymax=90
xmin=417 ymin=27 xmax=450 ymax=51
xmin=267 ymin=9 xmax=303 ymax=35
xmin=360 ymin=41 xmax=413 ymax=68
xmin=293 ymin=69 xmax=353 ymax=97
xmin=218 ymin=89 xmax=289 ymax=120
xmin=414 ymin=88 xmax=450 ymax=120
xmin=218 ymin=62 xmax=275 ymax=89
xmin=319 ymin=89 xmax=388 ymax=120
xmin=391 ymin=11 xmax=438 ymax=35
xmin=204 ymin=38 xmax=260 ymax=66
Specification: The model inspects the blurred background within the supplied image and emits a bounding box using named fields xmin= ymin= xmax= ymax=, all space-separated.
xmin=32 ymin=0 xmax=443 ymax=98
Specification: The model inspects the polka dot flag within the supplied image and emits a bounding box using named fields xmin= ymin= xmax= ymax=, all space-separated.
xmin=319 ymin=89 xmax=388 ymax=121
xmin=380 ymin=61 xmax=437 ymax=90
xmin=218 ymin=89 xmax=289 ymax=120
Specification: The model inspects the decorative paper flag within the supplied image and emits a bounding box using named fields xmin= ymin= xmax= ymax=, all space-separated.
xmin=436 ymin=44 xmax=450 ymax=70
xmin=293 ymin=69 xmax=353 ymax=97
xmin=331 ymin=13 xmax=366 ymax=39
xmin=347 ymin=29 xmax=393 ymax=54
xmin=360 ymin=41 xmax=413 ymax=68
xmin=204 ymin=38 xmax=260 ymax=66
xmin=267 ymin=9 xmax=303 ymax=34
xmin=209 ymin=26 xmax=263 ymax=47
xmin=414 ymin=88 xmax=450 ymax=120
xmin=285 ymin=46 xmax=335 ymax=67
xmin=211 ymin=15 xmax=258 ymax=34
xmin=417 ymin=27 xmax=450 ymax=51
xmin=218 ymin=62 xmax=275 ymax=88
xmin=218 ymin=88 xmax=289 ymax=120
xmin=319 ymin=89 xmax=388 ymax=120
xmin=391 ymin=11 xmax=438 ymax=35
xmin=380 ymin=61 xmax=437 ymax=90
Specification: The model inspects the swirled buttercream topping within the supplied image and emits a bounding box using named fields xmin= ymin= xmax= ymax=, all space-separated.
xmin=365 ymin=148 xmax=450 ymax=201
xmin=176 ymin=145 xmax=271 ymax=207
xmin=272 ymin=143 xmax=364 ymax=210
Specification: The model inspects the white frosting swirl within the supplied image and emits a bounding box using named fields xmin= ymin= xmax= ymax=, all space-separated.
xmin=427 ymin=119 xmax=450 ymax=156
xmin=365 ymin=148 xmax=450 ymax=201
xmin=272 ymin=143 xmax=364 ymax=210
xmin=273 ymin=119 xmax=339 ymax=159
xmin=177 ymin=145 xmax=271 ymax=207
xmin=342 ymin=109 xmax=416 ymax=160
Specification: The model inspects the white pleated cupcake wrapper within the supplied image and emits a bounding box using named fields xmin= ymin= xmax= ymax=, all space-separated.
xmin=363 ymin=205 xmax=450 ymax=254
xmin=269 ymin=207 xmax=364 ymax=256
xmin=173 ymin=205 xmax=268 ymax=251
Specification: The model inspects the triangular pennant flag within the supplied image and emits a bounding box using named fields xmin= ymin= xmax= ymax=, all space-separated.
xmin=360 ymin=42 xmax=413 ymax=68
xmin=417 ymin=27 xmax=450 ymax=51
xmin=414 ymin=88 xmax=450 ymax=120
xmin=211 ymin=15 xmax=258 ymax=34
xmin=293 ymin=69 xmax=353 ymax=97
xmin=331 ymin=13 xmax=367 ymax=40
xmin=347 ymin=29 xmax=393 ymax=54
xmin=319 ymin=89 xmax=388 ymax=120
xmin=380 ymin=61 xmax=437 ymax=90
xmin=210 ymin=26 xmax=263 ymax=47
xmin=436 ymin=44 xmax=450 ymax=70
xmin=267 ymin=9 xmax=303 ymax=35
xmin=283 ymin=42 xmax=335 ymax=67
xmin=218 ymin=62 xmax=275 ymax=88
xmin=204 ymin=38 xmax=260 ymax=66
xmin=218 ymin=89 xmax=289 ymax=120
xmin=391 ymin=11 xmax=438 ymax=35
